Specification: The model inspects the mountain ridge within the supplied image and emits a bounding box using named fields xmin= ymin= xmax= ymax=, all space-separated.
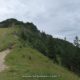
xmin=0 ymin=18 xmax=79 ymax=79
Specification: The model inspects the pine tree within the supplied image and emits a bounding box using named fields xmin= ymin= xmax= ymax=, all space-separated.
xmin=64 ymin=37 xmax=67 ymax=41
xmin=74 ymin=36 xmax=80 ymax=47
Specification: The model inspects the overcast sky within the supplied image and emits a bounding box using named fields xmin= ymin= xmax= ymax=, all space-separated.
xmin=0 ymin=0 xmax=80 ymax=42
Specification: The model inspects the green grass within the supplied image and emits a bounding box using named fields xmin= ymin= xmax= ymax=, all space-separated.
xmin=0 ymin=28 xmax=79 ymax=80
xmin=0 ymin=27 xmax=21 ymax=51
xmin=0 ymin=47 xmax=79 ymax=80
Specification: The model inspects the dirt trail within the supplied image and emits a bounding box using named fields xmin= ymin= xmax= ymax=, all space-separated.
xmin=0 ymin=49 xmax=11 ymax=72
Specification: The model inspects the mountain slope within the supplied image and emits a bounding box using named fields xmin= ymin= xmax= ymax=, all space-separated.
xmin=0 ymin=28 xmax=79 ymax=80
xmin=0 ymin=47 xmax=79 ymax=80
xmin=0 ymin=19 xmax=80 ymax=80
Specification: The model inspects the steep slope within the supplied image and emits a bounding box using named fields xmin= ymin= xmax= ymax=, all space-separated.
xmin=0 ymin=21 xmax=79 ymax=80
xmin=0 ymin=47 xmax=79 ymax=80
xmin=0 ymin=19 xmax=80 ymax=80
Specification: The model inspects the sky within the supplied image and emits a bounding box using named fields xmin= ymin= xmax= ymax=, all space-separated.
xmin=0 ymin=0 xmax=80 ymax=42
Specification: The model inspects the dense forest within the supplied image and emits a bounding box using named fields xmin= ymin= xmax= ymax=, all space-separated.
xmin=0 ymin=18 xmax=80 ymax=76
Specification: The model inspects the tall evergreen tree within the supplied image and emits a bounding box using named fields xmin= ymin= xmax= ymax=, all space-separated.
xmin=74 ymin=36 xmax=80 ymax=47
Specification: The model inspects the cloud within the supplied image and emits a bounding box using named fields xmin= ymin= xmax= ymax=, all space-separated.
xmin=0 ymin=0 xmax=80 ymax=42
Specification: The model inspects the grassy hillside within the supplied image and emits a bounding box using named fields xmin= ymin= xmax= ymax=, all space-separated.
xmin=0 ymin=28 xmax=17 ymax=50
xmin=0 ymin=28 xmax=79 ymax=80
xmin=0 ymin=19 xmax=80 ymax=80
